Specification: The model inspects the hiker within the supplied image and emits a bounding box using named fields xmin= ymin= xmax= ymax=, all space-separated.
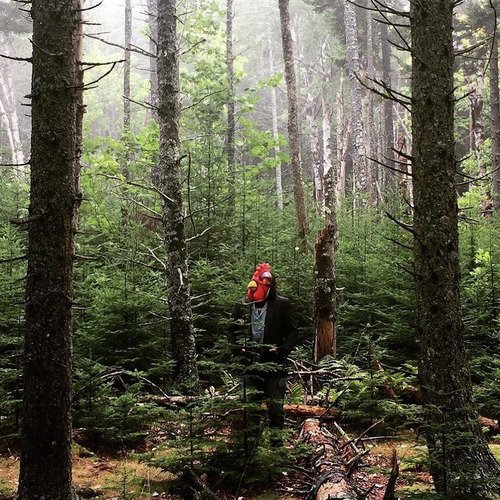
xmin=229 ymin=263 xmax=298 ymax=450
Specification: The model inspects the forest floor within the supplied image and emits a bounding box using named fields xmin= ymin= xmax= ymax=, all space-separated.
xmin=1 ymin=427 xmax=499 ymax=499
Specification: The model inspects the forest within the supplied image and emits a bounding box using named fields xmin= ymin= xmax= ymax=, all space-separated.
xmin=0 ymin=0 xmax=499 ymax=498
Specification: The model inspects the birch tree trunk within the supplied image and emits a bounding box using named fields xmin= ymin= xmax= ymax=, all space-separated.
xmin=322 ymin=94 xmax=334 ymax=188
xmin=0 ymin=35 xmax=26 ymax=169
xmin=306 ymin=86 xmax=324 ymax=208
xmin=147 ymin=0 xmax=158 ymax=112
xmin=226 ymin=0 xmax=236 ymax=214
xmin=411 ymin=0 xmax=500 ymax=496
xmin=343 ymin=0 xmax=367 ymax=197
xmin=0 ymin=94 xmax=17 ymax=167
xmin=380 ymin=23 xmax=395 ymax=189
xmin=268 ymin=30 xmax=284 ymax=210
xmin=278 ymin=0 xmax=308 ymax=249
xmin=335 ymin=77 xmax=348 ymax=202
xmin=490 ymin=29 xmax=500 ymax=212
xmin=157 ymin=0 xmax=199 ymax=389
xmin=123 ymin=0 xmax=132 ymax=133
xmin=467 ymin=69 xmax=485 ymax=176
xmin=17 ymin=0 xmax=84 ymax=497
xmin=365 ymin=9 xmax=376 ymax=203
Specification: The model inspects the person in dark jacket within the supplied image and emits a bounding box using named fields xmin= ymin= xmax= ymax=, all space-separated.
xmin=229 ymin=263 xmax=298 ymax=449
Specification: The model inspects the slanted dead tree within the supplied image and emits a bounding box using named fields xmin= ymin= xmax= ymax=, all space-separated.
xmin=278 ymin=0 xmax=309 ymax=250
xmin=17 ymin=0 xmax=84 ymax=497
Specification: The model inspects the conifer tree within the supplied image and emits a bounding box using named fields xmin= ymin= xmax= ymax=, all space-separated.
xmin=411 ymin=0 xmax=500 ymax=496
xmin=17 ymin=0 xmax=84 ymax=497
xmin=157 ymin=0 xmax=199 ymax=388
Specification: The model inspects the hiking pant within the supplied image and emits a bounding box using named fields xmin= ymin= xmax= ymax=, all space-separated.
xmin=244 ymin=375 xmax=286 ymax=450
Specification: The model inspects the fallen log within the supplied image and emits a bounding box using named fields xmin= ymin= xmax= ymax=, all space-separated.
xmin=143 ymin=395 xmax=498 ymax=436
xmin=285 ymin=404 xmax=339 ymax=420
xmin=299 ymin=418 xmax=359 ymax=499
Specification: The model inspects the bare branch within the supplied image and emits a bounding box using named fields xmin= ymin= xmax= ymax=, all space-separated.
xmin=455 ymin=166 xmax=500 ymax=186
xmin=385 ymin=211 xmax=418 ymax=238
xmin=77 ymin=1 xmax=103 ymax=11
xmin=0 ymin=255 xmax=27 ymax=264
xmin=80 ymin=62 xmax=120 ymax=89
xmin=79 ymin=59 xmax=125 ymax=69
xmin=85 ymin=34 xmax=153 ymax=58
xmin=186 ymin=226 xmax=213 ymax=242
xmin=0 ymin=53 xmax=31 ymax=63
xmin=0 ymin=161 xmax=30 ymax=167
xmin=368 ymin=156 xmax=413 ymax=177
xmin=123 ymin=95 xmax=158 ymax=111
xmin=182 ymin=90 xmax=225 ymax=111
xmin=179 ymin=38 xmax=207 ymax=56
xmin=454 ymin=37 xmax=491 ymax=57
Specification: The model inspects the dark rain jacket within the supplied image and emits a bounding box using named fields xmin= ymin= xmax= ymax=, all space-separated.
xmin=228 ymin=294 xmax=299 ymax=366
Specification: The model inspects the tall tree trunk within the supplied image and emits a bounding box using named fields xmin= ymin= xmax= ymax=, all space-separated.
xmin=322 ymin=94 xmax=334 ymax=189
xmin=467 ymin=69 xmax=485 ymax=176
xmin=306 ymin=83 xmax=324 ymax=208
xmin=17 ymin=0 xmax=84 ymax=498
xmin=226 ymin=0 xmax=236 ymax=215
xmin=411 ymin=0 xmax=500 ymax=497
xmin=380 ymin=23 xmax=395 ymax=189
xmin=278 ymin=0 xmax=308 ymax=249
xmin=313 ymin=154 xmax=337 ymax=362
xmin=0 ymin=94 xmax=17 ymax=167
xmin=0 ymin=35 xmax=26 ymax=169
xmin=147 ymin=0 xmax=159 ymax=112
xmin=123 ymin=0 xmax=132 ymax=133
xmin=336 ymin=77 xmax=348 ymax=202
xmin=343 ymin=0 xmax=367 ymax=197
xmin=268 ymin=30 xmax=284 ymax=210
xmin=490 ymin=29 xmax=500 ymax=212
xmin=365 ymin=8 xmax=376 ymax=204
xmin=157 ymin=0 xmax=199 ymax=389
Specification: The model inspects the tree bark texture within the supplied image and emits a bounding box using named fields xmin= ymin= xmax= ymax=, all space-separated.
xmin=335 ymin=78 xmax=348 ymax=202
xmin=0 ymin=34 xmax=26 ymax=170
xmin=365 ymin=8 xmax=377 ymax=204
xmin=467 ymin=69 xmax=485 ymax=176
xmin=268 ymin=31 xmax=284 ymax=210
xmin=299 ymin=418 xmax=358 ymax=499
xmin=123 ymin=0 xmax=132 ymax=132
xmin=322 ymin=94 xmax=334 ymax=183
xmin=306 ymin=87 xmax=324 ymax=208
xmin=313 ymin=220 xmax=337 ymax=362
xmin=18 ymin=1 xmax=84 ymax=498
xmin=226 ymin=0 xmax=236 ymax=214
xmin=147 ymin=0 xmax=159 ymax=112
xmin=157 ymin=0 xmax=199 ymax=389
xmin=490 ymin=30 xmax=500 ymax=212
xmin=343 ymin=0 xmax=367 ymax=197
xmin=380 ymin=23 xmax=395 ymax=188
xmin=0 ymin=94 xmax=17 ymax=167
xmin=278 ymin=0 xmax=308 ymax=249
xmin=411 ymin=1 xmax=500 ymax=497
